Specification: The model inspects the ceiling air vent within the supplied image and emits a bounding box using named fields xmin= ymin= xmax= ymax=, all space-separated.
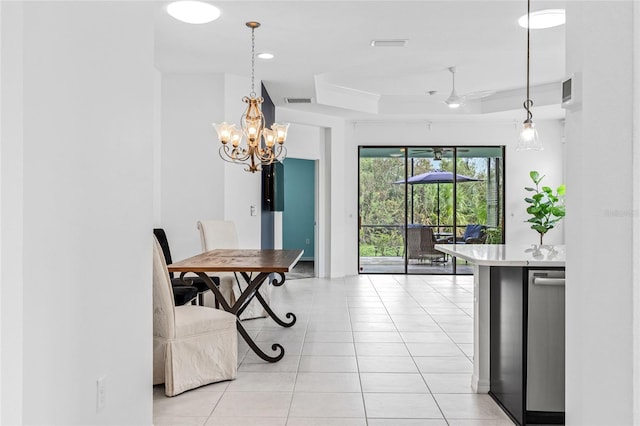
xmin=370 ymin=39 xmax=408 ymax=47
xmin=285 ymin=97 xmax=313 ymax=104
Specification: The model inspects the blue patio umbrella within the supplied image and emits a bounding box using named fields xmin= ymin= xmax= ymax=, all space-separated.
xmin=396 ymin=170 xmax=480 ymax=185
xmin=394 ymin=170 xmax=481 ymax=228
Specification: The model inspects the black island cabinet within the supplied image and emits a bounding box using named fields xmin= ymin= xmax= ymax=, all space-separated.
xmin=489 ymin=266 xmax=565 ymax=425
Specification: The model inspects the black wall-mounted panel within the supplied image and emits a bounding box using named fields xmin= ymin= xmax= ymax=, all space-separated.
xmin=262 ymin=162 xmax=284 ymax=212
xmin=261 ymin=82 xmax=276 ymax=249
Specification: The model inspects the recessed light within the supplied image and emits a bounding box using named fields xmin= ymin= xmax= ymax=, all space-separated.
xmin=257 ymin=52 xmax=274 ymax=60
xmin=166 ymin=1 xmax=221 ymax=24
xmin=518 ymin=9 xmax=565 ymax=29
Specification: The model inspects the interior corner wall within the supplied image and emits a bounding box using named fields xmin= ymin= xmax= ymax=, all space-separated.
xmin=278 ymin=108 xmax=348 ymax=278
xmin=7 ymin=2 xmax=155 ymax=424
xmin=564 ymin=1 xmax=635 ymax=424
xmin=271 ymin=123 xmax=323 ymax=263
xmin=160 ymin=73 xmax=226 ymax=258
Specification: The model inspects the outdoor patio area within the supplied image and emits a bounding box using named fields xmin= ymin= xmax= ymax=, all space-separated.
xmin=359 ymin=256 xmax=474 ymax=275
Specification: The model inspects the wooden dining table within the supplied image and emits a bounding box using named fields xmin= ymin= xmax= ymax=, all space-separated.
xmin=168 ymin=248 xmax=303 ymax=363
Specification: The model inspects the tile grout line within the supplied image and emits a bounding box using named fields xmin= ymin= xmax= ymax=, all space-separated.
xmin=283 ymin=279 xmax=311 ymax=425
xmin=369 ymin=274 xmax=451 ymax=423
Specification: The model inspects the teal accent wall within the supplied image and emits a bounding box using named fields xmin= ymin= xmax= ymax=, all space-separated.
xmin=283 ymin=158 xmax=315 ymax=260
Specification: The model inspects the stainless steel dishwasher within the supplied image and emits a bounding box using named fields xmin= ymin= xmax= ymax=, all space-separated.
xmin=526 ymin=269 xmax=565 ymax=414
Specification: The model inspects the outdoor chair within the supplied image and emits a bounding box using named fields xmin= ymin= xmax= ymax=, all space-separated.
xmin=456 ymin=224 xmax=487 ymax=244
xmin=406 ymin=225 xmax=448 ymax=263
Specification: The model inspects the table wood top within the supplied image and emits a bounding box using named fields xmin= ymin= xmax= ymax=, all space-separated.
xmin=168 ymin=249 xmax=304 ymax=273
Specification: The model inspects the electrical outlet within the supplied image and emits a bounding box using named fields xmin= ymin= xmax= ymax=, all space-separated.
xmin=305 ymin=238 xmax=310 ymax=244
xmin=96 ymin=375 xmax=107 ymax=413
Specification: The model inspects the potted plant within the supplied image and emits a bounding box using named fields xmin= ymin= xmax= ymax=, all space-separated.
xmin=524 ymin=171 xmax=566 ymax=245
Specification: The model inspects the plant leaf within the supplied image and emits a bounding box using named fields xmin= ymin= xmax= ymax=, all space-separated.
xmin=557 ymin=184 xmax=566 ymax=196
xmin=530 ymin=170 xmax=540 ymax=183
xmin=525 ymin=187 xmax=536 ymax=192
xmin=532 ymin=224 xmax=548 ymax=233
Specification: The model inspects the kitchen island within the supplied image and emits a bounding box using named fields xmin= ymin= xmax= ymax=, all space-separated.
xmin=434 ymin=244 xmax=566 ymax=425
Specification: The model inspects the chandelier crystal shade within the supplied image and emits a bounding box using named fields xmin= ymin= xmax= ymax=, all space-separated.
xmin=516 ymin=0 xmax=542 ymax=151
xmin=214 ymin=22 xmax=288 ymax=172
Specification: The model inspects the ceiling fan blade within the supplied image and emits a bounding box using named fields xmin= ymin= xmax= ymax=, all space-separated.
xmin=463 ymin=90 xmax=496 ymax=100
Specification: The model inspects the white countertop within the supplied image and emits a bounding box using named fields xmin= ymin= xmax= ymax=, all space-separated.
xmin=434 ymin=244 xmax=565 ymax=267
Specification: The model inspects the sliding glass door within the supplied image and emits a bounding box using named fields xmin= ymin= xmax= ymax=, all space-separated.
xmin=358 ymin=146 xmax=505 ymax=275
xmin=358 ymin=147 xmax=406 ymax=274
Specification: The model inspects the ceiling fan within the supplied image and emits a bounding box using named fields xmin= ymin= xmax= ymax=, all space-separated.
xmin=443 ymin=67 xmax=495 ymax=109
xmin=410 ymin=147 xmax=470 ymax=159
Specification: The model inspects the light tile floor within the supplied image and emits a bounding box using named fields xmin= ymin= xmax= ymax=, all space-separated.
xmin=154 ymin=274 xmax=514 ymax=426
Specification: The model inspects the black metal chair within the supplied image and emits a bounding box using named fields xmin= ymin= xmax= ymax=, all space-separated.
xmin=153 ymin=228 xmax=219 ymax=306
xmin=172 ymin=285 xmax=199 ymax=306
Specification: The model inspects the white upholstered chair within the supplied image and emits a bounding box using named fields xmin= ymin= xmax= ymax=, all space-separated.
xmin=197 ymin=220 xmax=269 ymax=320
xmin=152 ymin=236 xmax=237 ymax=397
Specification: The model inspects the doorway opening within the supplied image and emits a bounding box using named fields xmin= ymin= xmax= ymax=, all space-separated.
xmin=283 ymin=157 xmax=316 ymax=278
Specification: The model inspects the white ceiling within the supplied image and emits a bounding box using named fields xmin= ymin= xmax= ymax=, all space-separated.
xmin=154 ymin=0 xmax=566 ymax=121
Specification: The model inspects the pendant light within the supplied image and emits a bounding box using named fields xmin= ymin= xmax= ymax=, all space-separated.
xmin=516 ymin=0 xmax=543 ymax=151
xmin=214 ymin=22 xmax=289 ymax=172
xmin=445 ymin=67 xmax=464 ymax=109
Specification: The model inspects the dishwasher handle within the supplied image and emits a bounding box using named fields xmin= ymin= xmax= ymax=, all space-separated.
xmin=532 ymin=277 xmax=565 ymax=286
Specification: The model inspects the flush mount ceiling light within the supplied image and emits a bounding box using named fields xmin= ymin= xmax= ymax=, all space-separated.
xmin=166 ymin=1 xmax=221 ymax=24
xmin=213 ymin=22 xmax=289 ymax=173
xmin=444 ymin=67 xmax=464 ymax=109
xmin=516 ymin=0 xmax=543 ymax=151
xmin=518 ymin=9 xmax=565 ymax=29
xmin=257 ymin=52 xmax=274 ymax=60
xmin=370 ymin=39 xmax=408 ymax=47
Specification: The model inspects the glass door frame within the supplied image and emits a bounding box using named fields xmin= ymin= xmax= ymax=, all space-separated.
xmin=357 ymin=145 xmax=506 ymax=275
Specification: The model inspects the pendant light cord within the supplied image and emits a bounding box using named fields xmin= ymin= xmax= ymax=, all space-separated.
xmin=524 ymin=0 xmax=533 ymax=121
xmin=250 ymin=26 xmax=256 ymax=97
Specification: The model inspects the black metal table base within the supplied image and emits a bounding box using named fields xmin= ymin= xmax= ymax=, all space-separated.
xmin=191 ymin=271 xmax=295 ymax=362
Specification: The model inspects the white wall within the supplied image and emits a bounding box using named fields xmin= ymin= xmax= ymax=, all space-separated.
xmin=351 ymin=119 xmax=566 ymax=249
xmin=160 ymin=73 xmax=225 ymax=258
xmin=285 ymin=123 xmax=324 ymax=160
xmin=0 ymin=3 xmax=25 ymax=423
xmin=1 ymin=1 xmax=155 ymax=424
xmin=222 ymin=74 xmax=263 ymax=248
xmin=274 ymin=111 xmax=565 ymax=277
xmin=159 ymin=72 xmax=266 ymax=253
xmin=273 ymin=123 xmax=323 ymax=262
xmin=565 ymin=2 xmax=637 ymax=424
xmin=278 ymin=108 xmax=348 ymax=278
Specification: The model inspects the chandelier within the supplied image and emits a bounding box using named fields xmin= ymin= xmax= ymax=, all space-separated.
xmin=213 ymin=21 xmax=288 ymax=172
xmin=516 ymin=0 xmax=542 ymax=151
